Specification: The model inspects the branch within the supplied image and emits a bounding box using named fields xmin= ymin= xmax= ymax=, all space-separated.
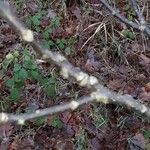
xmin=0 ymin=96 xmax=94 ymax=124
xmin=99 ymin=0 xmax=150 ymax=36
xmin=130 ymin=0 xmax=145 ymax=25
xmin=0 ymin=1 xmax=150 ymax=124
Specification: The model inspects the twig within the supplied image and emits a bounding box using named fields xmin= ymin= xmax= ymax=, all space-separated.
xmin=99 ymin=0 xmax=150 ymax=36
xmin=80 ymin=23 xmax=104 ymax=50
xmin=0 ymin=1 xmax=150 ymax=123
xmin=0 ymin=96 xmax=94 ymax=124
xmin=130 ymin=0 xmax=146 ymax=25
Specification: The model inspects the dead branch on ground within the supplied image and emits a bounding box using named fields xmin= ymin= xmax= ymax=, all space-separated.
xmin=0 ymin=1 xmax=150 ymax=124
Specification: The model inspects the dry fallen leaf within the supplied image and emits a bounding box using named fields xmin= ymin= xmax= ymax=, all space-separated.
xmin=140 ymin=54 xmax=150 ymax=65
xmin=145 ymin=82 xmax=150 ymax=91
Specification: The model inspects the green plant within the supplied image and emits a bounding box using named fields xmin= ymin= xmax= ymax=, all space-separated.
xmin=117 ymin=116 xmax=127 ymax=129
xmin=34 ymin=116 xmax=45 ymax=126
xmin=90 ymin=105 xmax=107 ymax=128
xmin=143 ymin=130 xmax=150 ymax=140
xmin=26 ymin=10 xmax=46 ymax=32
xmin=51 ymin=116 xmax=63 ymax=128
xmin=123 ymin=3 xmax=136 ymax=21
xmin=51 ymin=16 xmax=61 ymax=28
xmin=56 ymin=38 xmax=67 ymax=49
xmin=122 ymin=29 xmax=135 ymax=39
xmin=75 ymin=128 xmax=87 ymax=150
xmin=1 ymin=49 xmax=56 ymax=101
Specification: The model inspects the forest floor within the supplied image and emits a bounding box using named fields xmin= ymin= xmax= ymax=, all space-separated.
xmin=0 ymin=0 xmax=150 ymax=149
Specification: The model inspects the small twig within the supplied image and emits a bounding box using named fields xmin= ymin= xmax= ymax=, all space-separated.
xmin=80 ymin=23 xmax=104 ymax=50
xmin=0 ymin=96 xmax=94 ymax=124
xmin=99 ymin=0 xmax=150 ymax=36
xmin=130 ymin=0 xmax=146 ymax=25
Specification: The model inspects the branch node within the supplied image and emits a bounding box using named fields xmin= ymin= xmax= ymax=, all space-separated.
xmin=60 ymin=67 xmax=69 ymax=79
xmin=112 ymin=10 xmax=116 ymax=15
xmin=91 ymin=92 xmax=109 ymax=104
xmin=18 ymin=119 xmax=25 ymax=125
xmin=139 ymin=25 xmax=146 ymax=31
xmin=140 ymin=20 xmax=146 ymax=25
xmin=70 ymin=101 xmax=79 ymax=110
xmin=0 ymin=113 xmax=9 ymax=123
xmin=22 ymin=29 xmax=34 ymax=42
xmin=77 ymin=72 xmax=89 ymax=86
xmin=89 ymin=76 xmax=98 ymax=85
xmin=36 ymin=110 xmax=40 ymax=114
xmin=141 ymin=105 xmax=147 ymax=113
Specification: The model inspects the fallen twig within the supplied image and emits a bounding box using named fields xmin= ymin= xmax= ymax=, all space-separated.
xmin=0 ymin=1 xmax=150 ymax=124
xmin=99 ymin=0 xmax=150 ymax=36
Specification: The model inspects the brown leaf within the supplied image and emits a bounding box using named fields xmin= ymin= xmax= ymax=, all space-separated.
xmin=0 ymin=123 xmax=13 ymax=141
xmin=8 ymin=137 xmax=34 ymax=150
xmin=47 ymin=8 xmax=56 ymax=19
xmin=61 ymin=112 xmax=72 ymax=124
xmin=140 ymin=54 xmax=150 ymax=66
xmin=72 ymin=7 xmax=81 ymax=20
xmin=107 ymin=79 xmax=126 ymax=91
xmin=40 ymin=17 xmax=50 ymax=28
xmin=0 ymin=123 xmax=13 ymax=149
xmin=139 ymin=91 xmax=150 ymax=102
xmin=145 ymin=82 xmax=150 ymax=91
xmin=54 ymin=139 xmax=74 ymax=150
xmin=24 ymin=2 xmax=38 ymax=14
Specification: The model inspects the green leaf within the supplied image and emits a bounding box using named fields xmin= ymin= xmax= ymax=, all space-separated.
xmin=40 ymin=78 xmax=56 ymax=97
xmin=56 ymin=39 xmax=65 ymax=49
xmin=61 ymin=38 xmax=67 ymax=44
xmin=51 ymin=16 xmax=60 ymax=27
xmin=42 ymin=40 xmax=50 ymax=49
xmin=124 ymin=4 xmax=130 ymax=10
xmin=48 ymin=40 xmax=54 ymax=46
xmin=13 ymin=64 xmax=22 ymax=72
xmin=128 ymin=31 xmax=135 ymax=39
xmin=47 ymin=77 xmax=56 ymax=84
xmin=5 ymin=79 xmax=15 ymax=88
xmin=9 ymin=88 xmax=20 ymax=101
xmin=13 ymin=72 xmax=20 ymax=82
xmin=18 ymin=68 xmax=28 ymax=80
xmin=15 ymin=80 xmax=25 ymax=88
xmin=122 ymin=29 xmax=134 ymax=39
xmin=35 ymin=26 xmax=41 ymax=32
xmin=51 ymin=116 xmax=63 ymax=128
xmin=34 ymin=117 xmax=45 ymax=126
xmin=30 ymin=70 xmax=40 ymax=80
xmin=127 ymin=15 xmax=133 ymax=21
xmin=143 ymin=130 xmax=150 ymax=140
xmin=0 ymin=69 xmax=4 ymax=79
xmin=45 ymin=84 xmax=55 ymax=97
xmin=26 ymin=16 xmax=32 ymax=28
xmin=32 ymin=15 xmax=40 ymax=26
xmin=13 ymin=51 xmax=20 ymax=57
xmin=2 ymin=58 xmax=13 ymax=70
xmin=43 ymin=30 xmax=49 ymax=39
xmin=24 ymin=55 xmax=31 ymax=62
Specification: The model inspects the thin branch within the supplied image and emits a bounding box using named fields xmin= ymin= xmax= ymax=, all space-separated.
xmin=0 ymin=2 xmax=150 ymax=123
xmin=130 ymin=0 xmax=146 ymax=25
xmin=0 ymin=96 xmax=94 ymax=124
xmin=99 ymin=0 xmax=150 ymax=36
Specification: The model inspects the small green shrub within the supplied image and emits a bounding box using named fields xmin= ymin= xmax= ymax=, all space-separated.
xmin=1 ymin=49 xmax=56 ymax=101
